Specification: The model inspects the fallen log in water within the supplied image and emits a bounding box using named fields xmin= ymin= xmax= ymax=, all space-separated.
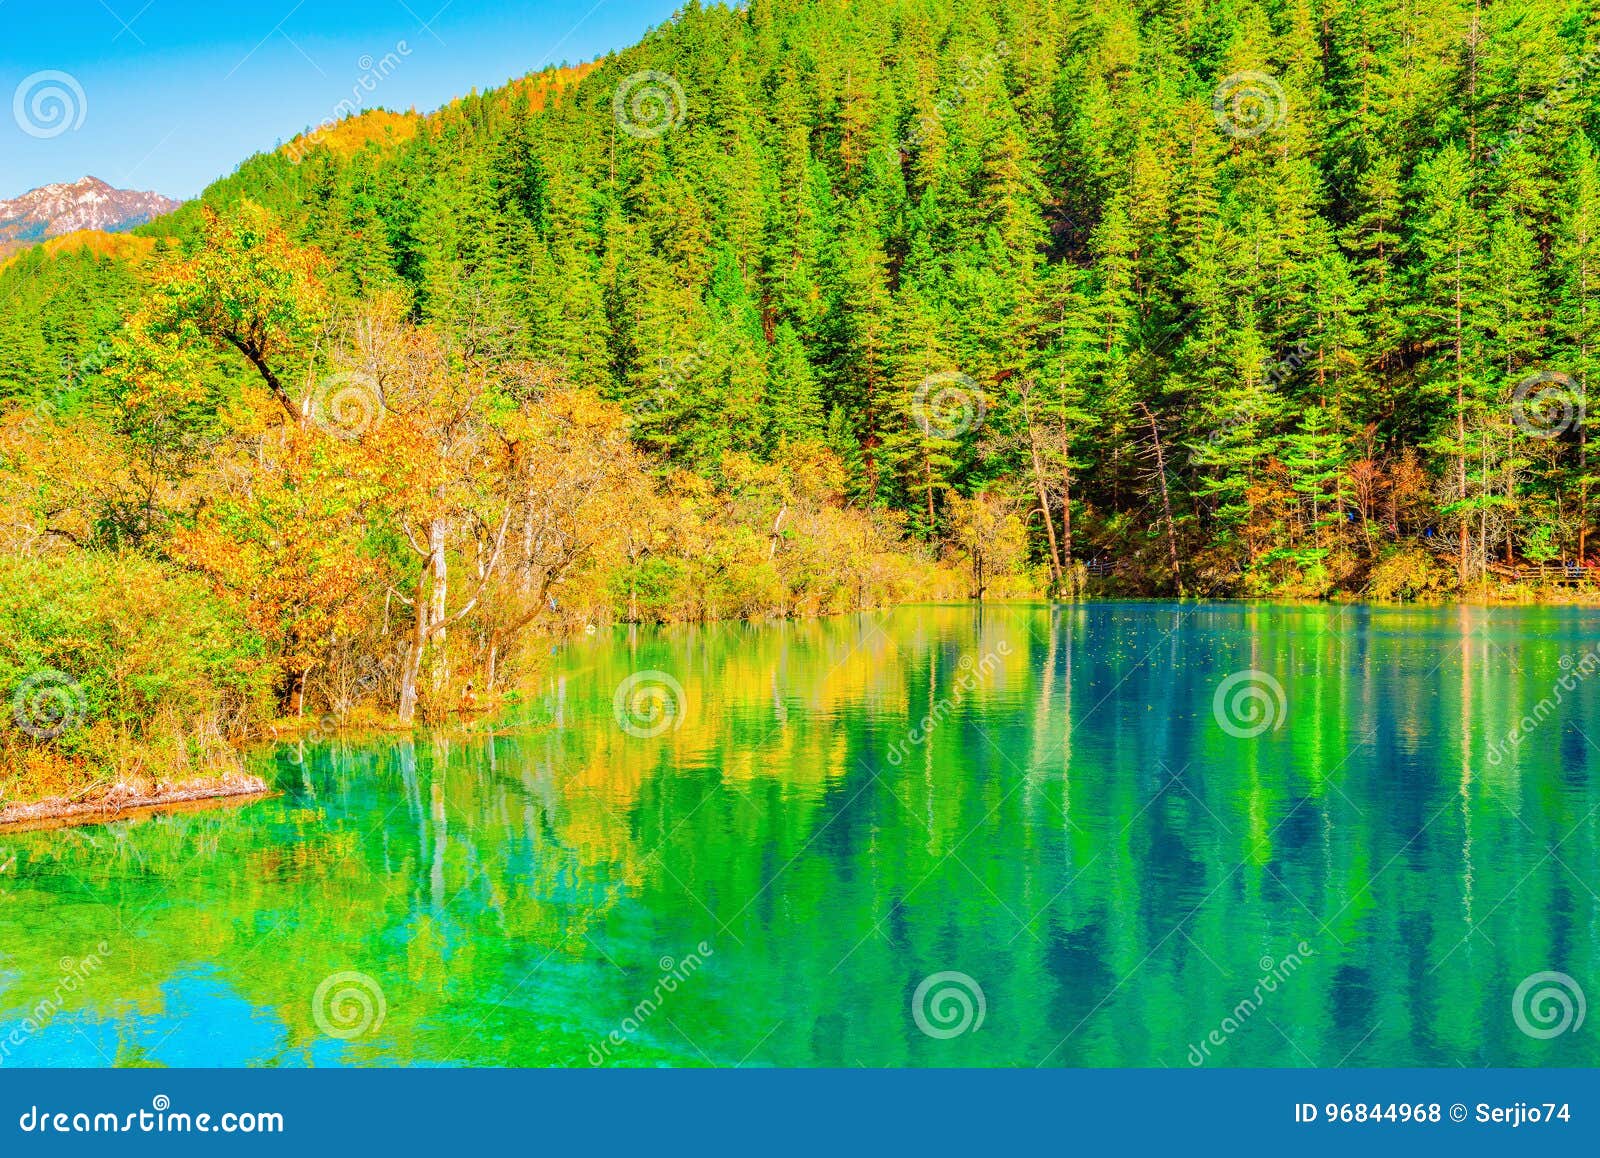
xmin=0 ymin=773 xmax=274 ymax=833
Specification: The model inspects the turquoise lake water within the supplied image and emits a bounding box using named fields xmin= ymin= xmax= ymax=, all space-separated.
xmin=1 ymin=603 xmax=1596 ymax=1067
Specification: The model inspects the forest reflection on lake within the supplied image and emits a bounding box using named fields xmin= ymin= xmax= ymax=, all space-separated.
xmin=1 ymin=603 xmax=1596 ymax=1068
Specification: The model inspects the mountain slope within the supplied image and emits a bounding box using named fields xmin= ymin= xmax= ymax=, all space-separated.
xmin=0 ymin=177 xmax=181 ymax=256
xmin=6 ymin=0 xmax=1600 ymax=595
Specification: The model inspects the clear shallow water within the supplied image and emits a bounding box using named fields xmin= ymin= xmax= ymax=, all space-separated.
xmin=2 ymin=603 xmax=1597 ymax=1068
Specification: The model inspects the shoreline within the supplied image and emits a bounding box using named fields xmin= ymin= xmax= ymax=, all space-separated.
xmin=5 ymin=595 xmax=1596 ymax=834
xmin=0 ymin=773 xmax=274 ymax=834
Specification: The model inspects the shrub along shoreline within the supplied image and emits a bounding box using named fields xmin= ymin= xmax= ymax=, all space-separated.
xmin=6 ymin=547 xmax=1599 ymax=829
xmin=1 ymin=552 xmax=270 ymax=813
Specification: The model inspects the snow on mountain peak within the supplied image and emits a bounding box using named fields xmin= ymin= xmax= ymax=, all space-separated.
xmin=0 ymin=177 xmax=183 ymax=256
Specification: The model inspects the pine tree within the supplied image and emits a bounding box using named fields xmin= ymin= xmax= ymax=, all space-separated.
xmin=1411 ymin=144 xmax=1490 ymax=582
xmin=1557 ymin=132 xmax=1600 ymax=559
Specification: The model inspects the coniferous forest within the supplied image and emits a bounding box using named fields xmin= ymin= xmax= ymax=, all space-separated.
xmin=4 ymin=0 xmax=1600 ymax=790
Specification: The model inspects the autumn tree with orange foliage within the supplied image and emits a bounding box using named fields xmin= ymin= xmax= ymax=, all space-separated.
xmin=2 ymin=200 xmax=955 ymax=791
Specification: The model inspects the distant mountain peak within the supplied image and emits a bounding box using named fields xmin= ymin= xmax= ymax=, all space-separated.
xmin=0 ymin=177 xmax=182 ymax=257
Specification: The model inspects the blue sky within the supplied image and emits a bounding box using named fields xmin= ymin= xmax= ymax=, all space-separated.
xmin=0 ymin=0 xmax=683 ymax=200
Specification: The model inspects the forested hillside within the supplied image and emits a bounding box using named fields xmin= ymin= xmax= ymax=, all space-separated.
xmin=4 ymin=0 xmax=1600 ymax=784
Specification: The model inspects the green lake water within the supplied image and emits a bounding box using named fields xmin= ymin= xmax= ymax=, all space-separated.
xmin=2 ymin=603 xmax=1597 ymax=1067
